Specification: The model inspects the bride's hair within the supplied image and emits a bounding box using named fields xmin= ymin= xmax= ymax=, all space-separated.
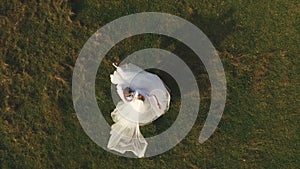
xmin=136 ymin=94 xmax=145 ymax=101
xmin=123 ymin=87 xmax=134 ymax=96
xmin=123 ymin=87 xmax=134 ymax=101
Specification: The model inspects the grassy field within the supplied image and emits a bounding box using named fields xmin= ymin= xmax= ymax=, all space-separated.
xmin=0 ymin=0 xmax=299 ymax=168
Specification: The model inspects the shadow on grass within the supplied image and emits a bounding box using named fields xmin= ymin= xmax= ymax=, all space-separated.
xmin=189 ymin=8 xmax=237 ymax=50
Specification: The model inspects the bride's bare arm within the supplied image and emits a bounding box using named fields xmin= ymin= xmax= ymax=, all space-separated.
xmin=112 ymin=62 xmax=118 ymax=68
xmin=149 ymin=94 xmax=161 ymax=109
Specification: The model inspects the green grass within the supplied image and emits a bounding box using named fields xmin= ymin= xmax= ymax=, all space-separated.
xmin=0 ymin=0 xmax=299 ymax=168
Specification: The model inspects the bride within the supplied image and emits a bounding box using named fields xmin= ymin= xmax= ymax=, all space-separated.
xmin=107 ymin=63 xmax=171 ymax=158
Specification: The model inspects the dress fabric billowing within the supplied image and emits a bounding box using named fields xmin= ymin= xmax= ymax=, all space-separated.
xmin=107 ymin=63 xmax=170 ymax=157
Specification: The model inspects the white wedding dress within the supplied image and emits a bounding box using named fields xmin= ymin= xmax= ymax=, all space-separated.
xmin=107 ymin=63 xmax=170 ymax=157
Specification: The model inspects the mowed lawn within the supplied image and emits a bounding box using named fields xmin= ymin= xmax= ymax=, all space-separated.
xmin=0 ymin=0 xmax=299 ymax=168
